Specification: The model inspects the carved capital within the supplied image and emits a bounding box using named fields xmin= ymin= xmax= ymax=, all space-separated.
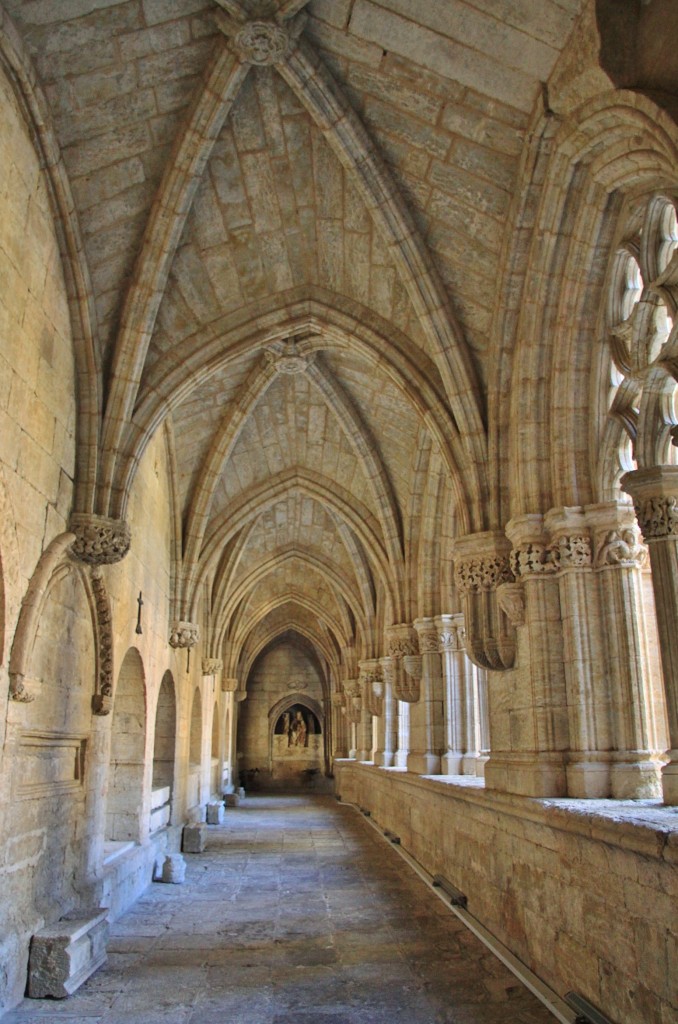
xmin=70 ymin=513 xmax=131 ymax=565
xmin=413 ymin=617 xmax=441 ymax=654
xmin=202 ymin=658 xmax=223 ymax=676
xmin=331 ymin=691 xmax=346 ymax=707
xmin=621 ymin=466 xmax=678 ymax=541
xmin=551 ymin=533 xmax=592 ymax=571
xmin=222 ymin=676 xmax=239 ymax=693
xmin=454 ymin=553 xmax=514 ymax=592
xmin=385 ymin=624 xmax=419 ymax=658
xmin=496 ymin=581 xmax=525 ymax=626
xmin=633 ymin=496 xmax=678 ymax=540
xmin=593 ymin=527 xmax=648 ymax=569
xmin=169 ymin=621 xmax=200 ymax=649
xmin=233 ymin=20 xmax=291 ymax=64
xmin=436 ymin=613 xmax=464 ymax=652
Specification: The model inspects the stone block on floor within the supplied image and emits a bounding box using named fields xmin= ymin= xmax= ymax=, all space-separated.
xmin=182 ymin=823 xmax=207 ymax=853
xmin=28 ymin=907 xmax=109 ymax=998
xmin=160 ymin=853 xmax=186 ymax=883
xmin=206 ymin=801 xmax=225 ymax=824
xmin=224 ymin=793 xmax=239 ymax=807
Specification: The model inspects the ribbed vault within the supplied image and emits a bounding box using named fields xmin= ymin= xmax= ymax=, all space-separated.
xmin=0 ymin=0 xmax=591 ymax=703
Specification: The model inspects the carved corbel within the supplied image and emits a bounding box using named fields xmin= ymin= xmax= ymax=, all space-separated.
xmin=344 ymin=678 xmax=362 ymax=723
xmin=453 ymin=531 xmax=516 ymax=671
xmin=69 ymin=513 xmax=131 ymax=565
xmin=202 ymin=658 xmax=223 ymax=676
xmin=359 ymin=659 xmax=383 ymax=717
xmin=9 ymin=672 xmax=34 ymax=703
xmin=385 ymin=624 xmax=420 ymax=702
xmin=169 ymin=621 xmax=200 ymax=649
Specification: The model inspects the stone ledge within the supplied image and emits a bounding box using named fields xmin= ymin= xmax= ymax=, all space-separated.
xmin=336 ymin=761 xmax=678 ymax=862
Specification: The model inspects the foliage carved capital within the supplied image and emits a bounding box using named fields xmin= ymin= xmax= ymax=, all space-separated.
xmin=69 ymin=513 xmax=131 ymax=565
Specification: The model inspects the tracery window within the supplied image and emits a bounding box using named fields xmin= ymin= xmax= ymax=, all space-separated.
xmin=604 ymin=194 xmax=678 ymax=484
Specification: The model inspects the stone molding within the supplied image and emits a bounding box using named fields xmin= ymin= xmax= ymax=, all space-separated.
xmin=90 ymin=567 xmax=113 ymax=716
xmin=169 ymin=621 xmax=200 ymax=649
xmin=69 ymin=513 xmax=131 ymax=566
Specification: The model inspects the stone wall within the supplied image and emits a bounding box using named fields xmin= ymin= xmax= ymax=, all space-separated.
xmin=336 ymin=761 xmax=677 ymax=1024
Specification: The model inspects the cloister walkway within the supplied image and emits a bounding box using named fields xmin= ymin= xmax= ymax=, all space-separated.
xmin=5 ymin=796 xmax=554 ymax=1024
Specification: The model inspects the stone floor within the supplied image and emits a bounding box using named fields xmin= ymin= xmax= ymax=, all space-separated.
xmin=5 ymin=796 xmax=556 ymax=1024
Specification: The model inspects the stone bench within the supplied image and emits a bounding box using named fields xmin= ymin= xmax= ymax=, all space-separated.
xmin=28 ymin=908 xmax=108 ymax=999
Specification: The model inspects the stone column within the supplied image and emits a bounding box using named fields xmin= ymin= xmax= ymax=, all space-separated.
xmin=437 ymin=614 xmax=483 ymax=776
xmin=544 ymin=507 xmax=612 ymax=798
xmin=622 ymin=467 xmax=678 ymax=803
xmin=357 ymin=661 xmax=377 ymax=762
xmin=385 ymin=624 xmax=420 ymax=767
xmin=476 ymin=667 xmax=490 ymax=777
xmin=394 ymin=701 xmax=409 ymax=768
xmin=400 ymin=618 xmax=442 ymax=774
xmin=489 ymin=514 xmax=568 ymax=797
xmin=588 ymin=502 xmax=663 ymax=798
xmin=344 ymin=679 xmax=361 ymax=759
xmin=374 ymin=657 xmax=398 ymax=767
xmin=331 ymin=692 xmax=349 ymax=759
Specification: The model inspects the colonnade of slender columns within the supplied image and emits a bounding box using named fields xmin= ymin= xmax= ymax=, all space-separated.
xmin=332 ymin=487 xmax=674 ymax=804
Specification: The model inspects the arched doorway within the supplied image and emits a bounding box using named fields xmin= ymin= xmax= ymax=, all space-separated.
xmin=151 ymin=671 xmax=176 ymax=831
xmin=107 ymin=648 xmax=146 ymax=842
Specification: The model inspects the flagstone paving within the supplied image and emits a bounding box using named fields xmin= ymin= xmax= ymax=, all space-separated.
xmin=4 ymin=796 xmax=555 ymax=1024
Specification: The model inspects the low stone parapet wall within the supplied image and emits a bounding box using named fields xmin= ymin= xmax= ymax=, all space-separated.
xmin=334 ymin=761 xmax=677 ymax=1024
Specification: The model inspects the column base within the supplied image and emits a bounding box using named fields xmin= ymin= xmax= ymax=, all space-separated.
xmin=374 ymin=752 xmax=395 ymax=768
xmin=462 ymin=753 xmax=482 ymax=776
xmin=661 ymin=754 xmax=678 ymax=805
xmin=484 ymin=753 xmax=567 ymax=797
xmin=611 ymin=757 xmax=663 ymax=800
xmin=566 ymin=758 xmax=611 ymax=799
xmin=442 ymin=751 xmax=463 ymax=775
xmin=394 ymin=750 xmax=408 ymax=768
xmin=407 ymin=752 xmax=442 ymax=775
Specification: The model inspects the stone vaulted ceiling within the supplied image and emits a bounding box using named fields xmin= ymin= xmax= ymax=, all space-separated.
xmin=1 ymin=0 xmax=586 ymax=684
